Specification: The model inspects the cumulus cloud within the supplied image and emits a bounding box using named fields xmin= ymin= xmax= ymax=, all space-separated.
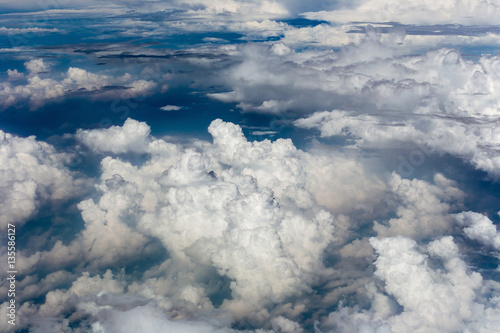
xmin=0 ymin=130 xmax=86 ymax=228
xmin=3 ymin=116 xmax=500 ymax=332
xmin=323 ymin=236 xmax=500 ymax=333
xmin=5 ymin=271 xmax=269 ymax=333
xmin=207 ymin=36 xmax=500 ymax=182
xmin=180 ymin=0 xmax=289 ymax=17
xmin=0 ymin=60 xmax=157 ymax=110
xmin=90 ymin=118 xmax=338 ymax=318
xmin=7 ymin=117 xmax=393 ymax=331
xmin=0 ymin=270 xmax=125 ymax=331
xmin=88 ymin=302 xmax=239 ymax=333
xmin=305 ymin=0 xmax=500 ymax=25
xmin=285 ymin=46 xmax=500 ymax=178
xmin=76 ymin=118 xmax=152 ymax=154
xmin=454 ymin=211 xmax=500 ymax=249
xmin=7 ymin=69 xmax=24 ymax=81
xmin=295 ymin=107 xmax=500 ymax=179
xmin=160 ymin=105 xmax=183 ymax=111
xmin=25 ymin=59 xmax=50 ymax=75
xmin=2 ymin=3 xmax=500 ymax=332
xmin=373 ymin=173 xmax=464 ymax=240
xmin=371 ymin=236 xmax=483 ymax=332
xmin=203 ymin=36 xmax=500 ymax=181
xmin=220 ymin=38 xmax=500 ymax=117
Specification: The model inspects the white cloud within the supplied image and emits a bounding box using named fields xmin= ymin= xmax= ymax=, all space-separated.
xmin=0 ymin=118 xmax=342 ymax=330
xmin=25 ymin=58 xmax=50 ymax=75
xmin=130 ymin=119 xmax=338 ymax=317
xmin=373 ymin=173 xmax=464 ymax=240
xmin=76 ymin=118 xmax=152 ymax=154
xmin=7 ymin=69 xmax=24 ymax=80
xmin=160 ymin=105 xmax=183 ymax=111
xmin=16 ymin=118 xmax=388 ymax=329
xmin=4 ymin=115 xmax=500 ymax=332
xmin=371 ymin=236 xmax=487 ymax=332
xmin=0 ymin=130 xmax=85 ymax=228
xmin=324 ymin=235 xmax=500 ymax=333
xmin=304 ymin=0 xmax=500 ymax=25
xmin=281 ymin=24 xmax=363 ymax=48
xmin=454 ymin=211 xmax=500 ymax=249
xmin=180 ymin=0 xmax=289 ymax=17
xmin=0 ymin=60 xmax=157 ymax=110
xmin=1 ymin=2 xmax=500 ymax=333
xmin=281 ymin=46 xmax=500 ymax=178
xmin=0 ymin=2 xmax=124 ymax=15
xmin=0 ymin=270 xmax=124 ymax=331
xmin=62 ymin=67 xmax=107 ymax=90
xmin=0 ymin=27 xmax=61 ymax=34
xmin=121 ymin=79 xmax=158 ymax=99
xmin=88 ymin=302 xmax=238 ymax=333
xmin=295 ymin=107 xmax=500 ymax=179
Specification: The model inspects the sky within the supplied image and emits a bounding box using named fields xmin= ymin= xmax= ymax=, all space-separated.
xmin=1 ymin=0 xmax=500 ymax=332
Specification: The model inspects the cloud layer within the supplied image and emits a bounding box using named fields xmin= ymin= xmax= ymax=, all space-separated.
xmin=1 ymin=1 xmax=500 ymax=332
xmin=1 ymin=115 xmax=499 ymax=332
xmin=305 ymin=0 xmax=500 ymax=25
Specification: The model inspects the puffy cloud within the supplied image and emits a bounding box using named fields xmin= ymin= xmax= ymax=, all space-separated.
xmin=76 ymin=118 xmax=152 ymax=154
xmin=120 ymin=79 xmax=158 ymax=99
xmin=180 ymin=0 xmax=289 ymax=17
xmin=0 ymin=270 xmax=124 ymax=332
xmin=13 ymin=117 xmax=390 ymax=330
xmin=2 ymin=2 xmax=500 ymax=333
xmin=0 ymin=60 xmax=157 ymax=110
xmin=4 ymin=270 xmax=272 ymax=333
xmin=203 ymin=38 xmax=500 ymax=183
xmin=25 ymin=59 xmax=50 ymax=75
xmin=323 ymin=236 xmax=500 ymax=333
xmin=87 ymin=302 xmax=238 ymax=333
xmin=454 ymin=211 xmax=500 ymax=249
xmin=3 ymin=116 xmax=500 ymax=332
xmin=62 ymin=67 xmax=107 ymax=91
xmin=373 ymin=173 xmax=464 ymax=240
xmin=280 ymin=24 xmax=362 ymax=48
xmin=222 ymin=39 xmax=500 ymax=118
xmin=295 ymin=107 xmax=500 ymax=179
xmin=206 ymin=119 xmax=386 ymax=215
xmin=371 ymin=236 xmax=483 ymax=332
xmin=0 ymin=130 xmax=85 ymax=228
xmin=14 ymin=270 xmax=75 ymax=303
xmin=305 ymin=0 xmax=500 ymax=25
xmin=98 ymin=119 xmax=338 ymax=317
xmin=288 ymin=47 xmax=500 ymax=178
xmin=8 ymin=118 xmax=364 ymax=330
xmin=13 ymin=175 xmax=155 ymax=275
xmin=160 ymin=105 xmax=183 ymax=111
xmin=280 ymin=23 xmax=500 ymax=50
xmin=7 ymin=69 xmax=24 ymax=81
xmin=317 ymin=172 xmax=468 ymax=323
xmin=270 ymin=316 xmax=303 ymax=333
xmin=208 ymin=35 xmax=404 ymax=113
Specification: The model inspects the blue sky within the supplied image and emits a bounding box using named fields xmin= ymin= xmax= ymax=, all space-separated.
xmin=1 ymin=1 xmax=500 ymax=332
